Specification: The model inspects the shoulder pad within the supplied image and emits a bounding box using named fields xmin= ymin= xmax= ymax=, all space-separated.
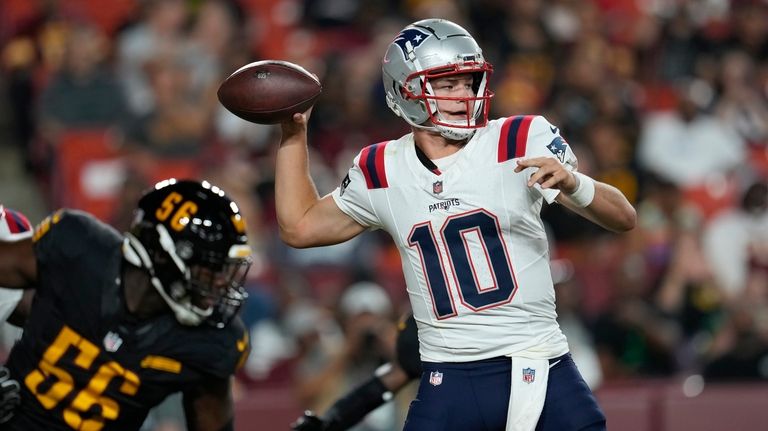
xmin=33 ymin=209 xmax=120 ymax=261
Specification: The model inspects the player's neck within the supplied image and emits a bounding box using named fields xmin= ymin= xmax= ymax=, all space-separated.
xmin=122 ymin=266 xmax=170 ymax=319
xmin=413 ymin=128 xmax=467 ymax=160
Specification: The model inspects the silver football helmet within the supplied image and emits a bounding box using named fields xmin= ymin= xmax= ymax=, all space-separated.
xmin=382 ymin=19 xmax=493 ymax=141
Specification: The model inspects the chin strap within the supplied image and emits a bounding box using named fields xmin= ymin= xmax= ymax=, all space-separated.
xmin=122 ymin=234 xmax=205 ymax=326
xmin=405 ymin=117 xmax=478 ymax=141
xmin=436 ymin=125 xmax=476 ymax=141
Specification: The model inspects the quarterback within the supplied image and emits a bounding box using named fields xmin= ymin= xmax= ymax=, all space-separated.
xmin=276 ymin=19 xmax=635 ymax=431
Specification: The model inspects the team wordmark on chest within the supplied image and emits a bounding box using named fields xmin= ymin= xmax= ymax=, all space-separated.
xmin=428 ymin=199 xmax=461 ymax=213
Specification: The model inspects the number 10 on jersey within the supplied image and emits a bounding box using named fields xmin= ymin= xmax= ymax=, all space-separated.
xmin=408 ymin=209 xmax=518 ymax=319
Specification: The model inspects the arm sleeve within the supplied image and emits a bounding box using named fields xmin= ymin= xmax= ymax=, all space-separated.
xmin=520 ymin=116 xmax=579 ymax=204
xmin=323 ymin=376 xmax=391 ymax=431
xmin=330 ymin=151 xmax=381 ymax=229
xmin=193 ymin=318 xmax=249 ymax=379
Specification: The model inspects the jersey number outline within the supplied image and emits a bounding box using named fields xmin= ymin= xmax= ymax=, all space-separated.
xmin=408 ymin=209 xmax=518 ymax=319
xmin=24 ymin=325 xmax=140 ymax=431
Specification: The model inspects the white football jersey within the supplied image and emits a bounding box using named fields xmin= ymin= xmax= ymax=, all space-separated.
xmin=332 ymin=115 xmax=576 ymax=362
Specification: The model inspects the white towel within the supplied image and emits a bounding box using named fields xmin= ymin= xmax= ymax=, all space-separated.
xmin=505 ymin=357 xmax=550 ymax=431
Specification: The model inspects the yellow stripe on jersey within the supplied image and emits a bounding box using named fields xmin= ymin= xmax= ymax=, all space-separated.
xmin=32 ymin=209 xmax=65 ymax=242
xmin=140 ymin=356 xmax=182 ymax=374
xmin=235 ymin=330 xmax=249 ymax=371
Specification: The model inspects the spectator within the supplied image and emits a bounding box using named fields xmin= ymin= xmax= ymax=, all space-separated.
xmin=637 ymin=78 xmax=746 ymax=188
xmin=703 ymin=181 xmax=768 ymax=302
xmin=37 ymin=23 xmax=128 ymax=137
xmin=116 ymin=0 xmax=188 ymax=116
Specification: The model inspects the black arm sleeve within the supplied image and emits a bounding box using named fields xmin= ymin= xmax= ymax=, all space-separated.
xmin=322 ymin=376 xmax=390 ymax=431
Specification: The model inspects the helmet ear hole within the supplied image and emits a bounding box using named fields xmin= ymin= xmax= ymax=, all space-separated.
xmin=391 ymin=81 xmax=403 ymax=98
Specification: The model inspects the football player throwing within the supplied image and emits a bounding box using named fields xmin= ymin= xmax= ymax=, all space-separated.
xmin=276 ymin=19 xmax=635 ymax=431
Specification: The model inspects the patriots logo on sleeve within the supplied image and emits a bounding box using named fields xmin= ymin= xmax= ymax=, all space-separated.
xmin=546 ymin=137 xmax=568 ymax=163
xmin=339 ymin=174 xmax=351 ymax=196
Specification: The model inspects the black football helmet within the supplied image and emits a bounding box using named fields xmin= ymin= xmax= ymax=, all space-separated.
xmin=122 ymin=179 xmax=251 ymax=328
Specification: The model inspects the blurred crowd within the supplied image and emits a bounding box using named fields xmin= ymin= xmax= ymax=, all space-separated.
xmin=2 ymin=0 xmax=768 ymax=430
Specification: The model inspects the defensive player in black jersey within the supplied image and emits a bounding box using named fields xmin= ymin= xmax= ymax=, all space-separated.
xmin=0 ymin=179 xmax=252 ymax=431
xmin=292 ymin=314 xmax=421 ymax=431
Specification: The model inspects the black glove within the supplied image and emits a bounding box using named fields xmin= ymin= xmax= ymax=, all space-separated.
xmin=291 ymin=411 xmax=327 ymax=431
xmin=0 ymin=366 xmax=20 ymax=424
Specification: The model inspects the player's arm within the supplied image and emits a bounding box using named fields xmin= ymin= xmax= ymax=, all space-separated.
xmin=292 ymin=313 xmax=421 ymax=431
xmin=515 ymin=157 xmax=636 ymax=232
xmin=277 ymin=111 xmax=366 ymax=248
xmin=0 ymin=237 xmax=37 ymax=288
xmin=6 ymin=289 xmax=35 ymax=327
xmin=292 ymin=362 xmax=412 ymax=431
xmin=182 ymin=376 xmax=235 ymax=431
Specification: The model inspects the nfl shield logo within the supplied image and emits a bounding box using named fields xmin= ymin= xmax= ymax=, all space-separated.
xmin=432 ymin=181 xmax=443 ymax=194
xmin=103 ymin=331 xmax=123 ymax=353
xmin=429 ymin=371 xmax=443 ymax=386
xmin=522 ymin=367 xmax=535 ymax=384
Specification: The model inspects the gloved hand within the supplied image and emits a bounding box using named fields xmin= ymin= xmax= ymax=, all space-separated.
xmin=0 ymin=366 xmax=20 ymax=424
xmin=291 ymin=411 xmax=327 ymax=431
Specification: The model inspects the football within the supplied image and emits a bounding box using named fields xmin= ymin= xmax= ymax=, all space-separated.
xmin=217 ymin=60 xmax=322 ymax=124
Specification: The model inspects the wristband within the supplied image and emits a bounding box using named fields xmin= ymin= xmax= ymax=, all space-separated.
xmin=568 ymin=172 xmax=595 ymax=207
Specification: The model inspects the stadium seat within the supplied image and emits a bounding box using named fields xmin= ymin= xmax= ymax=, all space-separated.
xmin=52 ymin=129 xmax=125 ymax=221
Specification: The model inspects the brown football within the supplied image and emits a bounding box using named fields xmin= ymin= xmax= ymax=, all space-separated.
xmin=217 ymin=60 xmax=322 ymax=124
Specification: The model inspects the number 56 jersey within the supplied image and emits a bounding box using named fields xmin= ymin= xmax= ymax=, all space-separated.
xmin=5 ymin=210 xmax=248 ymax=431
xmin=332 ymin=115 xmax=574 ymax=363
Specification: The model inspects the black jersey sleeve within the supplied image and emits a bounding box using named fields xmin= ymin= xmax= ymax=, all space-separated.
xmin=33 ymin=209 xmax=119 ymax=265
xmin=31 ymin=209 xmax=123 ymax=297
xmin=396 ymin=314 xmax=421 ymax=379
xmin=182 ymin=316 xmax=250 ymax=380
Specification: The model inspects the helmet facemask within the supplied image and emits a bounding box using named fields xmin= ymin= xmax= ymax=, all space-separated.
xmin=186 ymin=248 xmax=251 ymax=328
xmin=405 ymin=66 xmax=493 ymax=141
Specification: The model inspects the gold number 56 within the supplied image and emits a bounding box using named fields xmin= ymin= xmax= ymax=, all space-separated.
xmin=25 ymin=326 xmax=140 ymax=431
xmin=155 ymin=192 xmax=198 ymax=231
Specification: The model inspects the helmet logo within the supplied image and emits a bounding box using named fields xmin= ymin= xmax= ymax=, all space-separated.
xmin=176 ymin=240 xmax=193 ymax=260
xmin=393 ymin=28 xmax=431 ymax=61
